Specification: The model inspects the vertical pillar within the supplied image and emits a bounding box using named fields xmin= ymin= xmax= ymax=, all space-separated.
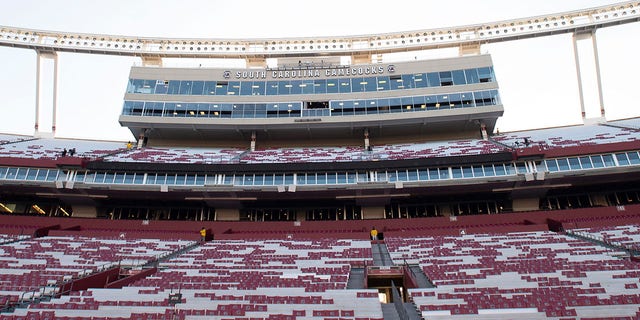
xmin=591 ymin=31 xmax=605 ymax=117
xmin=34 ymin=50 xmax=58 ymax=137
xmin=52 ymin=53 xmax=59 ymax=133
xmin=572 ymin=30 xmax=605 ymax=122
xmin=34 ymin=51 xmax=41 ymax=134
xmin=571 ymin=33 xmax=587 ymax=121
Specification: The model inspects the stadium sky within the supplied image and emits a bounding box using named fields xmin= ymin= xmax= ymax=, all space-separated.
xmin=0 ymin=0 xmax=638 ymax=142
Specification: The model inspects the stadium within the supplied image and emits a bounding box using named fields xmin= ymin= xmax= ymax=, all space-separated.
xmin=1 ymin=1 xmax=640 ymax=319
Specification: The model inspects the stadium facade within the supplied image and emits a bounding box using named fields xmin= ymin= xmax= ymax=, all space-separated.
xmin=0 ymin=2 xmax=639 ymax=319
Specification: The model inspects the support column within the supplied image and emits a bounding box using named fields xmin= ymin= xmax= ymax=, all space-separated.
xmin=34 ymin=50 xmax=58 ymax=138
xmin=591 ymin=31 xmax=605 ymax=117
xmin=572 ymin=30 xmax=606 ymax=122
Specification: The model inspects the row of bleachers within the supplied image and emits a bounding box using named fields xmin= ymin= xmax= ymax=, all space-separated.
xmin=386 ymin=231 xmax=640 ymax=319
xmin=610 ymin=118 xmax=640 ymax=130
xmin=492 ymin=123 xmax=638 ymax=149
xmin=142 ymin=239 xmax=372 ymax=291
xmin=372 ymin=139 xmax=504 ymax=161
xmin=13 ymin=287 xmax=383 ymax=320
xmin=0 ymin=235 xmax=195 ymax=307
xmin=103 ymin=146 xmax=245 ymax=164
xmin=2 ymin=118 xmax=638 ymax=164
xmin=0 ymin=136 xmax=126 ymax=160
xmin=0 ymin=134 xmax=31 ymax=145
xmin=9 ymin=238 xmax=381 ymax=319
xmin=241 ymin=145 xmax=365 ymax=163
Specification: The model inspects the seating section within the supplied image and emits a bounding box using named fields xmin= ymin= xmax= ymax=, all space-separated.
xmin=0 ymin=236 xmax=194 ymax=308
xmin=492 ymin=123 xmax=638 ymax=149
xmin=241 ymin=145 xmax=366 ymax=163
xmin=0 ymin=234 xmax=30 ymax=245
xmin=386 ymin=231 xmax=640 ymax=319
xmin=2 ymin=117 xmax=639 ymax=164
xmin=372 ymin=139 xmax=504 ymax=161
xmin=609 ymin=118 xmax=640 ymax=130
xmin=242 ymin=139 xmax=504 ymax=163
xmin=11 ymin=239 xmax=383 ymax=320
xmin=103 ymin=146 xmax=245 ymax=164
xmin=0 ymin=137 xmax=126 ymax=160
xmin=0 ymin=134 xmax=31 ymax=145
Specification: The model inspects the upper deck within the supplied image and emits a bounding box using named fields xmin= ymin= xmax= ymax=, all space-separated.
xmin=120 ymin=55 xmax=502 ymax=142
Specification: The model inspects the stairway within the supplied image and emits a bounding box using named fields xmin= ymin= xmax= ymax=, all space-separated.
xmin=371 ymin=241 xmax=395 ymax=266
xmin=407 ymin=265 xmax=435 ymax=288
xmin=346 ymin=267 xmax=365 ymax=289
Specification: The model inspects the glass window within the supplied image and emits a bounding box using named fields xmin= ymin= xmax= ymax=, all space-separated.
xmin=579 ymin=156 xmax=593 ymax=169
xmin=124 ymin=173 xmax=134 ymax=184
xmin=240 ymin=81 xmax=253 ymax=96
xmin=266 ymin=81 xmax=279 ymax=95
xmin=465 ymin=68 xmax=479 ymax=84
xmin=557 ymin=158 xmax=570 ymax=171
xmin=300 ymin=80 xmax=314 ymax=94
xmin=413 ymin=74 xmax=427 ymax=88
xmin=460 ymin=92 xmax=474 ymax=108
xmin=389 ymin=76 xmax=404 ymax=90
xmin=284 ymin=174 xmax=294 ymax=185
xmin=407 ymin=169 xmax=418 ymax=181
xmin=278 ymin=81 xmax=291 ymax=95
xmin=215 ymin=81 xmax=229 ymax=95
xmin=313 ymin=79 xmax=326 ymax=94
xmin=377 ymin=76 xmax=390 ymax=91
xmin=591 ymin=155 xmax=604 ymax=168
xmin=462 ymin=166 xmax=473 ymax=177
xmin=417 ymin=169 xmax=428 ymax=180
xmin=478 ymin=67 xmax=493 ymax=82
xmin=191 ymin=81 xmax=204 ymax=95
xmin=545 ymin=159 xmax=558 ymax=172
xmin=402 ymin=74 xmax=414 ymax=89
xmin=439 ymin=71 xmax=453 ymax=86
xmin=26 ymin=168 xmax=37 ymax=180
xmin=327 ymin=172 xmax=337 ymax=184
xmin=452 ymin=70 xmax=466 ymax=85
xmin=167 ymin=80 xmax=180 ymax=94
xmin=316 ymin=173 xmax=327 ymax=185
xmin=363 ymin=77 xmax=377 ymax=92
xmin=426 ymin=72 xmax=439 ymax=87
xmin=289 ymin=80 xmax=302 ymax=95
xmin=616 ymin=153 xmax=630 ymax=166
xmin=451 ymin=167 xmax=462 ymax=178
xmin=351 ymin=77 xmax=365 ymax=92
xmin=568 ymin=157 xmax=581 ymax=170
xmin=36 ymin=169 xmax=48 ymax=181
xmin=449 ymin=93 xmax=462 ymax=108
xmin=473 ymin=166 xmax=484 ymax=177
xmin=178 ymin=80 xmax=193 ymax=95
xmin=602 ymin=154 xmax=615 ymax=167
xmin=339 ymin=78 xmax=351 ymax=93
xmin=113 ymin=173 xmax=125 ymax=184
xmin=261 ymin=174 xmax=273 ymax=185
xmin=155 ymin=80 xmax=168 ymax=94
xmin=104 ymin=173 xmax=115 ymax=184
xmin=628 ymin=152 xmax=640 ymax=165
xmin=326 ymin=79 xmax=339 ymax=93
xmin=227 ymin=82 xmax=240 ymax=95
xmin=204 ymin=81 xmax=217 ymax=95
xmin=494 ymin=164 xmax=506 ymax=176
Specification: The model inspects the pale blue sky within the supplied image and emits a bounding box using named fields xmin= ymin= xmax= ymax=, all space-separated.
xmin=0 ymin=0 xmax=638 ymax=141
